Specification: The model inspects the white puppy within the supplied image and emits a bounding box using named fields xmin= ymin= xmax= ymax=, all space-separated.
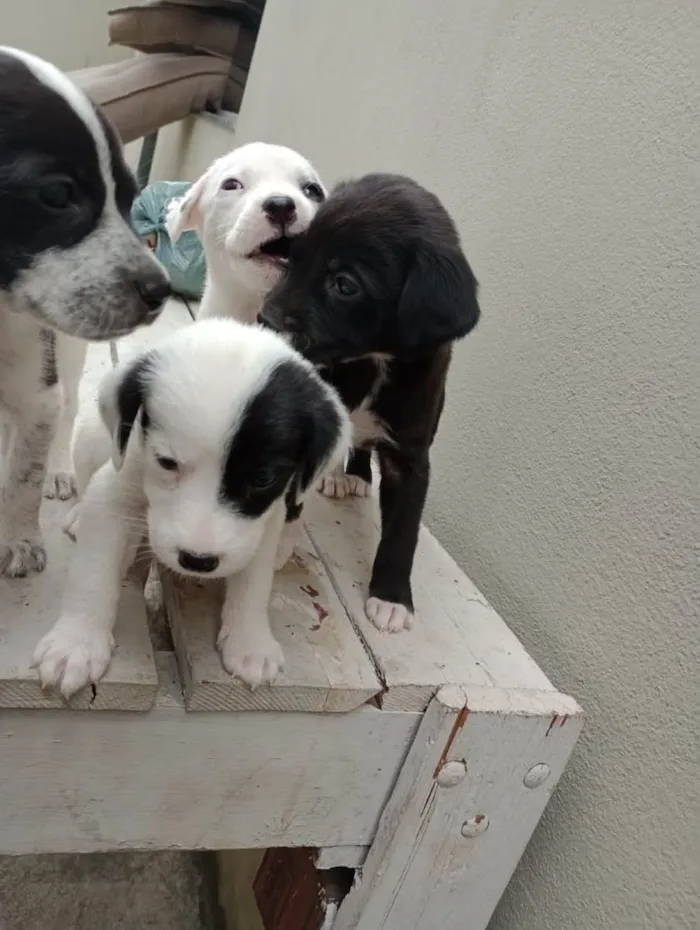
xmin=166 ymin=141 xmax=325 ymax=324
xmin=33 ymin=318 xmax=351 ymax=698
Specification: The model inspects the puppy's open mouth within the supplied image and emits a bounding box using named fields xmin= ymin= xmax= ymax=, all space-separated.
xmin=249 ymin=235 xmax=297 ymax=266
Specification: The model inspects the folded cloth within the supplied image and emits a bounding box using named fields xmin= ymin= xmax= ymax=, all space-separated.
xmin=69 ymin=54 xmax=229 ymax=143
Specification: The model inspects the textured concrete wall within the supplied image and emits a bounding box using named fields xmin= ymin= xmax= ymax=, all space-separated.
xmin=232 ymin=2 xmax=699 ymax=928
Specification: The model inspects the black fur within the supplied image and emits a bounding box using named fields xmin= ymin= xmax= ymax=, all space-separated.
xmin=39 ymin=328 xmax=58 ymax=388
xmin=219 ymin=359 xmax=342 ymax=519
xmin=0 ymin=54 xmax=111 ymax=288
xmin=112 ymin=353 xmax=156 ymax=457
xmin=260 ymin=173 xmax=480 ymax=615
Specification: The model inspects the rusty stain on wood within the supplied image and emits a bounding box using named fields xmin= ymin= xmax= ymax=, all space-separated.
xmin=432 ymin=705 xmax=470 ymax=780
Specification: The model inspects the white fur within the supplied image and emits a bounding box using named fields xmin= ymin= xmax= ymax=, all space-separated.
xmin=0 ymin=48 xmax=167 ymax=576
xmin=33 ymin=319 xmax=351 ymax=696
xmin=166 ymin=142 xmax=325 ymax=324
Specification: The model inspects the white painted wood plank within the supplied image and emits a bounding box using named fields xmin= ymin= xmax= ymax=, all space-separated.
xmin=0 ymin=655 xmax=421 ymax=855
xmin=303 ymin=489 xmax=556 ymax=712
xmin=0 ymin=501 xmax=157 ymax=710
xmin=163 ymin=527 xmax=382 ymax=712
xmin=334 ymin=685 xmax=584 ymax=930
xmin=315 ymin=845 xmax=368 ymax=870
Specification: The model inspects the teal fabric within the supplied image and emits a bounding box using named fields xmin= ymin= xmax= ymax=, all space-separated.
xmin=131 ymin=181 xmax=206 ymax=300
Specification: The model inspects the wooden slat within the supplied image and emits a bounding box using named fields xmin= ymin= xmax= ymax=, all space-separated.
xmin=303 ymin=489 xmax=557 ymax=712
xmin=163 ymin=527 xmax=382 ymax=713
xmin=0 ymin=655 xmax=421 ymax=855
xmin=0 ymin=500 xmax=158 ymax=711
xmin=334 ymin=685 xmax=583 ymax=930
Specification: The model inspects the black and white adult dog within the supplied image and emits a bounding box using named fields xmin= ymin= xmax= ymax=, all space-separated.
xmin=33 ymin=318 xmax=351 ymax=697
xmin=260 ymin=174 xmax=481 ymax=633
xmin=0 ymin=47 xmax=170 ymax=577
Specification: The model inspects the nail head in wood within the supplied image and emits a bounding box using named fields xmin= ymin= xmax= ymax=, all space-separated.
xmin=461 ymin=814 xmax=489 ymax=838
xmin=436 ymin=759 xmax=467 ymax=787
xmin=523 ymin=763 xmax=551 ymax=788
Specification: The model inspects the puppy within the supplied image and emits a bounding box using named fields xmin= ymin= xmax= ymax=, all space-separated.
xmin=0 ymin=47 xmax=170 ymax=577
xmin=32 ymin=318 xmax=351 ymax=697
xmin=260 ymin=174 xmax=481 ymax=633
xmin=166 ymin=142 xmax=325 ymax=324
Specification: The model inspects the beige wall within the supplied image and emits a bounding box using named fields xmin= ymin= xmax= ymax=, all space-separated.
xmin=230 ymin=1 xmax=699 ymax=928
xmin=0 ymin=0 xmax=125 ymax=70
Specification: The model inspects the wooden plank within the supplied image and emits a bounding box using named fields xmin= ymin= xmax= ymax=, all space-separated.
xmin=0 ymin=655 xmax=421 ymax=855
xmin=0 ymin=500 xmax=158 ymax=711
xmin=334 ymin=685 xmax=584 ymax=930
xmin=163 ymin=527 xmax=382 ymax=713
xmin=314 ymin=845 xmax=368 ymax=870
xmin=303 ymin=489 xmax=556 ymax=712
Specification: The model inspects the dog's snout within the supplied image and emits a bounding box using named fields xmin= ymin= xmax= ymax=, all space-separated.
xmin=178 ymin=549 xmax=220 ymax=574
xmin=135 ymin=270 xmax=171 ymax=315
xmin=263 ymin=195 xmax=296 ymax=226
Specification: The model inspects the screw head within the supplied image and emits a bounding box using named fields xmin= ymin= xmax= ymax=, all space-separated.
xmin=436 ymin=760 xmax=467 ymax=787
xmin=523 ymin=763 xmax=551 ymax=789
xmin=461 ymin=814 xmax=489 ymax=838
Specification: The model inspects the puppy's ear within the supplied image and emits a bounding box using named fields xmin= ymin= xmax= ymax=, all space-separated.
xmin=165 ymin=173 xmax=209 ymax=243
xmin=398 ymin=244 xmax=480 ymax=349
xmin=298 ymin=388 xmax=352 ymax=492
xmin=98 ymin=352 xmax=155 ymax=470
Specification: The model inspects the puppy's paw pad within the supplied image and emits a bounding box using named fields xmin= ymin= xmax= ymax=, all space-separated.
xmin=0 ymin=538 xmax=47 ymax=577
xmin=218 ymin=627 xmax=284 ymax=688
xmin=32 ymin=624 xmax=115 ymax=698
xmin=365 ymin=597 xmax=415 ymax=633
xmin=43 ymin=471 xmax=77 ymax=501
xmin=317 ymin=473 xmax=370 ymax=499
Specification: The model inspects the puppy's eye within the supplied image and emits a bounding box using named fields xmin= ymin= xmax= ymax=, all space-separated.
xmin=333 ymin=272 xmax=360 ymax=299
xmin=248 ymin=468 xmax=278 ymax=492
xmin=221 ymin=178 xmax=243 ymax=191
xmin=156 ymin=455 xmax=179 ymax=472
xmin=39 ymin=179 xmax=77 ymax=210
xmin=302 ymin=181 xmax=324 ymax=203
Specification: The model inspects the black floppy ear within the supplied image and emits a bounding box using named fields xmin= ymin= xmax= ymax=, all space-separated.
xmin=98 ymin=352 xmax=156 ymax=470
xmin=298 ymin=386 xmax=352 ymax=492
xmin=398 ymin=245 xmax=480 ymax=349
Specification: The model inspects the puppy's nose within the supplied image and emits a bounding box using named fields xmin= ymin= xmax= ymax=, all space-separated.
xmin=135 ymin=270 xmax=171 ymax=316
xmin=263 ymin=195 xmax=296 ymax=226
xmin=178 ymin=550 xmax=220 ymax=574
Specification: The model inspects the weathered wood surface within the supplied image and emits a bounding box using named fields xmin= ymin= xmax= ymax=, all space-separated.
xmin=0 ymin=501 xmax=157 ymax=711
xmin=303 ymin=489 xmax=556 ymax=712
xmin=0 ymin=655 xmax=421 ymax=855
xmin=334 ymin=685 xmax=584 ymax=930
xmin=163 ymin=527 xmax=381 ymax=713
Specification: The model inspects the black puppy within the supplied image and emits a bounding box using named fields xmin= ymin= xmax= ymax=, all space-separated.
xmin=259 ymin=173 xmax=480 ymax=633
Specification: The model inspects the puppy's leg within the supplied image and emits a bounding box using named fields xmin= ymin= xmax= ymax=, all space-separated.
xmin=218 ymin=504 xmax=285 ymax=688
xmin=0 ymin=390 xmax=59 ymax=577
xmin=317 ymin=449 xmax=372 ymax=499
xmin=33 ymin=460 xmax=144 ymax=698
xmin=44 ymin=335 xmax=87 ymax=500
xmin=365 ymin=449 xmax=429 ymax=633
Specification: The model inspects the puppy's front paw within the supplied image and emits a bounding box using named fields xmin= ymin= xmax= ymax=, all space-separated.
xmin=0 ymin=537 xmax=47 ymax=577
xmin=43 ymin=471 xmax=77 ymax=501
xmin=32 ymin=622 xmax=115 ymax=698
xmin=317 ymin=473 xmax=371 ymax=499
xmin=366 ymin=597 xmax=415 ymax=633
xmin=217 ymin=623 xmax=284 ymax=688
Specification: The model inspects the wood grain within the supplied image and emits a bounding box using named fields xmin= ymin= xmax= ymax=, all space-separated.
xmin=163 ymin=527 xmax=381 ymax=713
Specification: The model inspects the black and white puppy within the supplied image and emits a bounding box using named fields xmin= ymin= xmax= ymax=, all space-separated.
xmin=260 ymin=173 xmax=480 ymax=633
xmin=0 ymin=47 xmax=170 ymax=577
xmin=33 ymin=318 xmax=351 ymax=697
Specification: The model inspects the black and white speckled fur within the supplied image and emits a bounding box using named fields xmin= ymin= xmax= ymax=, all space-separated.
xmin=0 ymin=47 xmax=170 ymax=577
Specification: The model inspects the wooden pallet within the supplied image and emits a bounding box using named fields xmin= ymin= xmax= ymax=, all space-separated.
xmin=0 ymin=304 xmax=584 ymax=929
